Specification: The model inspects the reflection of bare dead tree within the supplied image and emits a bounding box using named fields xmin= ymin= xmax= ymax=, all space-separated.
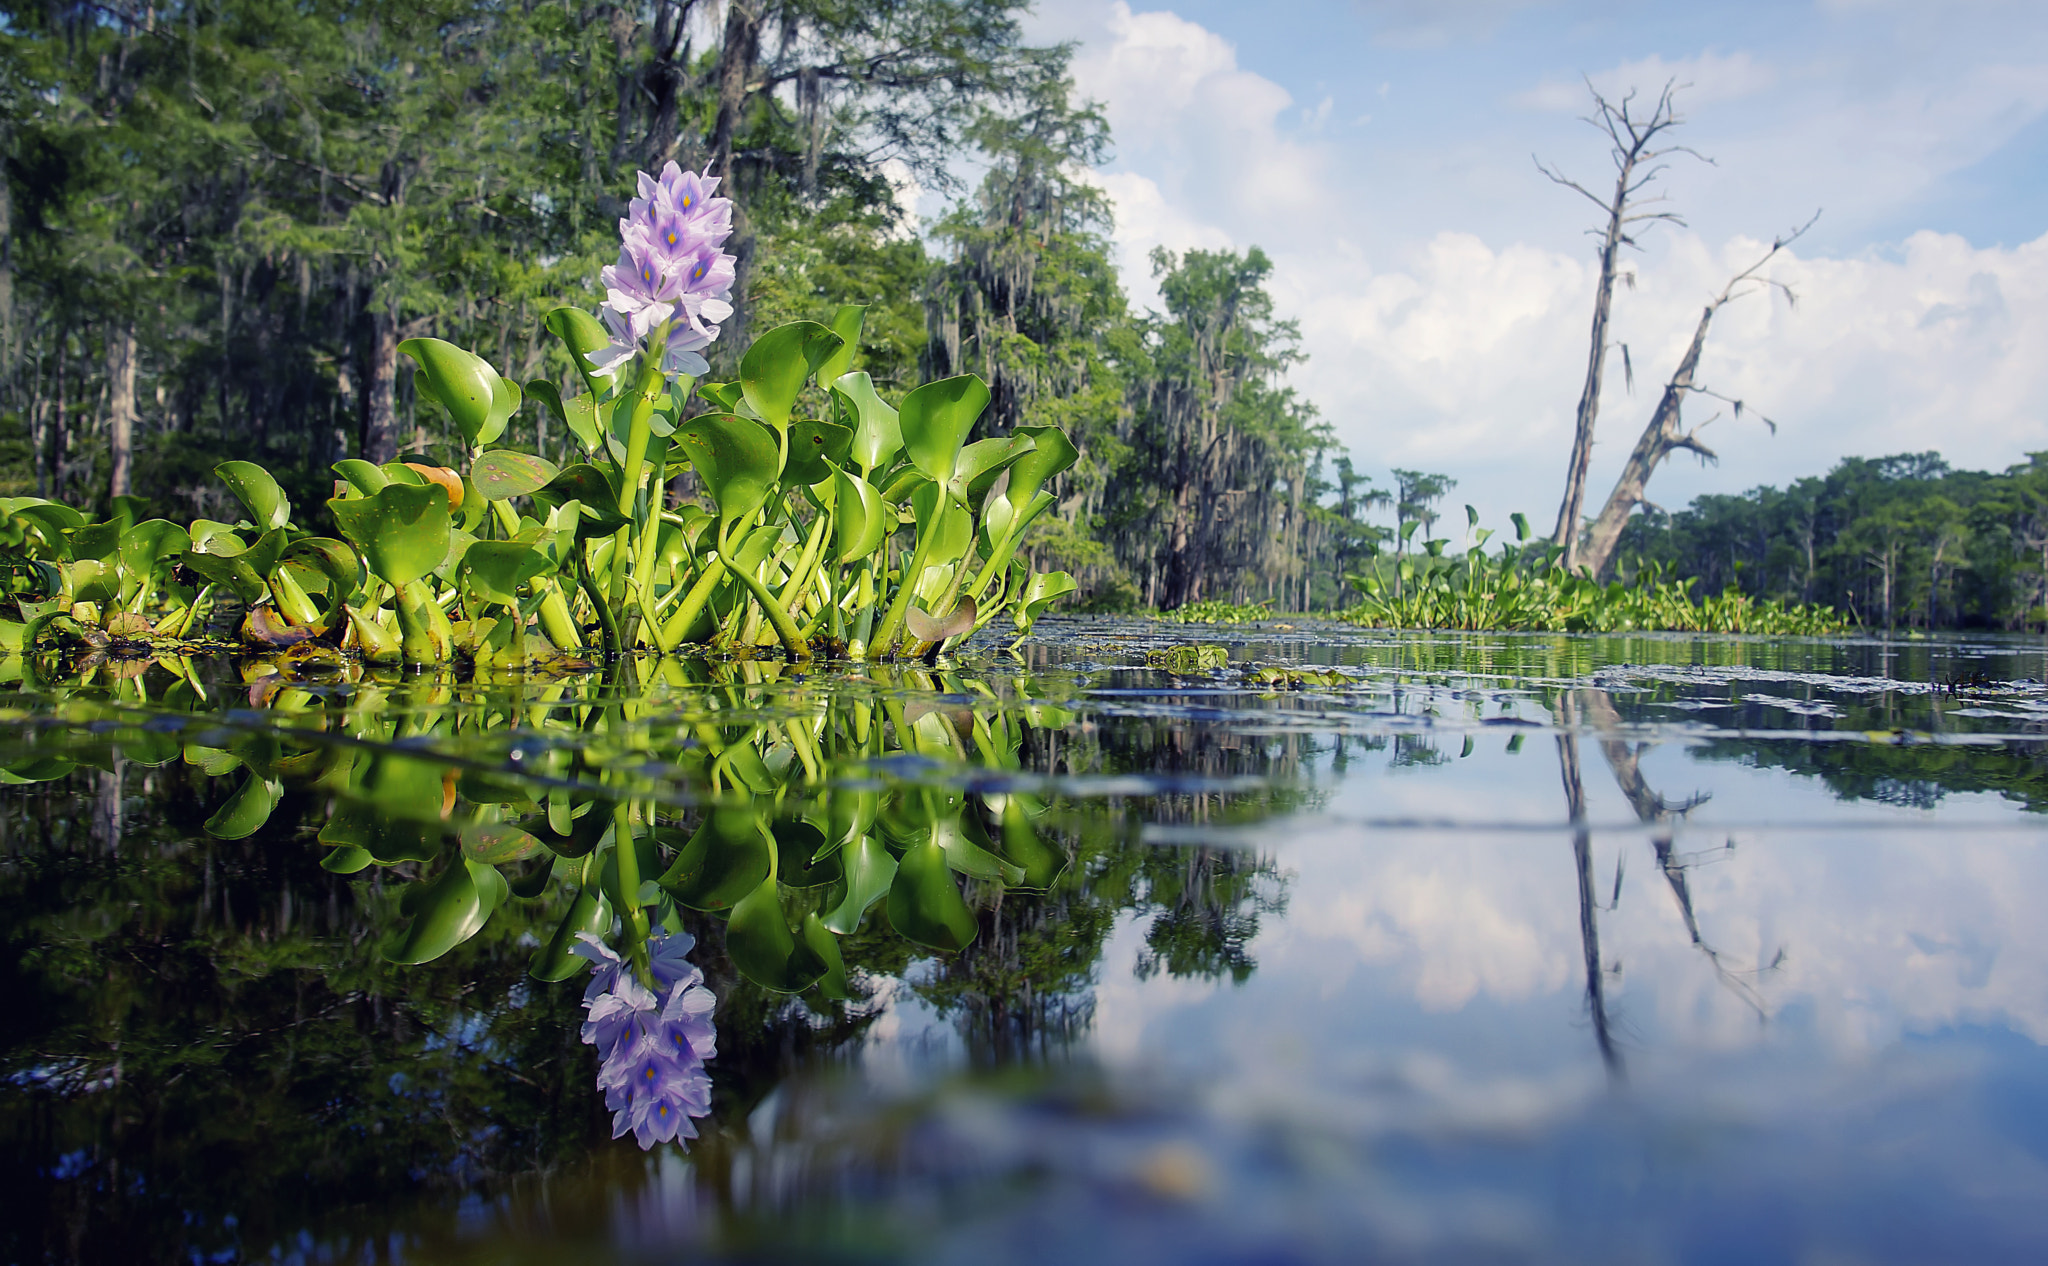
xmin=1572 ymin=688 xmax=1779 ymax=1021
xmin=1555 ymin=723 xmax=1623 ymax=1077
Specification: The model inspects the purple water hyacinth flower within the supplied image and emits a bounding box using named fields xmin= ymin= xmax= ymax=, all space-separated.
xmin=573 ymin=930 xmax=717 ymax=1150
xmin=593 ymin=161 xmax=737 ymax=381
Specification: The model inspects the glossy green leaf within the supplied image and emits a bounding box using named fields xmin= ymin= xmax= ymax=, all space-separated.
xmin=544 ymin=307 xmax=614 ymax=392
xmin=739 ymin=321 xmax=843 ymax=429
xmin=821 ymin=834 xmax=897 ymax=934
xmin=1005 ymin=425 xmax=1079 ymax=510
xmin=1015 ymin=571 xmax=1078 ymax=633
xmin=399 ymin=338 xmax=498 ymax=446
xmin=333 ymin=459 xmax=390 ymax=496
xmin=952 ymin=433 xmax=1035 ymax=507
xmin=944 ymin=810 xmax=1024 ymax=885
xmin=283 ymin=537 xmax=363 ymax=594
xmin=70 ymin=520 xmax=121 ymax=562
xmin=900 ymin=375 xmax=990 ymax=486
xmin=215 ymin=461 xmax=292 ymax=530
xmin=483 ymin=370 xmax=521 ymax=446
xmin=327 ymin=484 xmax=451 ymax=588
xmin=697 ymin=380 xmax=744 ymax=412
xmin=657 ymin=808 xmax=771 ymax=910
xmin=726 ymin=875 xmax=827 ymax=993
xmin=830 ymin=463 xmax=889 ymax=565
xmin=529 ymin=464 xmax=628 ymax=539
xmin=120 ymin=519 xmax=191 ymax=579
xmin=204 ymin=770 xmax=281 ymax=840
xmin=471 ymin=450 xmax=560 ymax=501
xmin=817 ymin=304 xmax=866 ymax=387
xmin=886 ymin=835 xmax=979 ymax=953
xmin=671 ymin=414 xmax=781 ymax=537
xmin=911 ymin=481 xmax=974 ymax=567
xmin=784 ymin=419 xmax=855 ymax=488
xmin=832 ymin=372 xmax=902 ymax=474
xmin=459 ymin=539 xmax=556 ymax=606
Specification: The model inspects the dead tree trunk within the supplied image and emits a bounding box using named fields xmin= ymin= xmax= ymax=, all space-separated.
xmin=363 ymin=302 xmax=399 ymax=465
xmin=1540 ymin=82 xmax=1695 ymax=571
xmin=1577 ymin=217 xmax=1813 ymax=579
xmin=106 ymin=323 xmax=137 ymax=500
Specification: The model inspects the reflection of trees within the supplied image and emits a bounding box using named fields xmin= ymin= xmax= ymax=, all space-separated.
xmin=0 ymin=758 xmax=603 ymax=1266
xmin=1696 ymin=735 xmax=2048 ymax=813
xmin=1554 ymin=689 xmax=1783 ymax=1075
xmin=0 ymin=674 xmax=1301 ymax=1255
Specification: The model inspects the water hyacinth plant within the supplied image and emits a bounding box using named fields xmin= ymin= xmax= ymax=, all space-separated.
xmin=0 ymin=163 xmax=1079 ymax=668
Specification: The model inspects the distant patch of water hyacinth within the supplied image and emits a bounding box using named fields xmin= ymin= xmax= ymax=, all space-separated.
xmin=592 ymin=162 xmax=737 ymax=379
xmin=574 ymin=931 xmax=716 ymax=1149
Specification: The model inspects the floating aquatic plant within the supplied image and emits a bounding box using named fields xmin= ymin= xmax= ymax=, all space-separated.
xmin=0 ymin=165 xmax=1079 ymax=670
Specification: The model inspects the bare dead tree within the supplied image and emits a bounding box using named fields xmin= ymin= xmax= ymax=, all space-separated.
xmin=1539 ymin=81 xmax=1705 ymax=571
xmin=1577 ymin=213 xmax=1817 ymax=578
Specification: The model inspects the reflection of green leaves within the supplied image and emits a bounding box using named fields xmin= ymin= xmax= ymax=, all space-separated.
xmin=657 ymin=808 xmax=770 ymax=910
xmin=773 ymin=820 xmax=843 ymax=888
xmin=530 ymin=885 xmax=613 ymax=982
xmin=328 ymin=485 xmax=452 ymax=588
xmin=887 ymin=835 xmax=978 ymax=953
xmin=727 ymin=875 xmax=827 ymax=992
xmin=204 ymin=771 xmax=281 ymax=839
xmin=821 ymin=834 xmax=897 ymax=934
xmin=739 ymin=321 xmax=843 ymax=429
xmin=386 ymin=857 xmax=508 ymax=965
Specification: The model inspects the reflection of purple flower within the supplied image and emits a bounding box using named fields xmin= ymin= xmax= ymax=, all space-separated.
xmin=573 ymin=931 xmax=716 ymax=1149
xmin=592 ymin=162 xmax=737 ymax=381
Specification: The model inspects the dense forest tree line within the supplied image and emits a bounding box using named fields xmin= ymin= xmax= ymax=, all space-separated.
xmin=0 ymin=0 xmax=1342 ymax=611
xmin=1613 ymin=451 xmax=2048 ymax=630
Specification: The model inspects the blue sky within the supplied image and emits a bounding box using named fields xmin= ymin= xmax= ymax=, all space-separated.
xmin=1013 ymin=0 xmax=2048 ymax=531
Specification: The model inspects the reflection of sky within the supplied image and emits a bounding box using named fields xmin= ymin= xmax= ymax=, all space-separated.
xmin=844 ymin=635 xmax=2048 ymax=1258
xmin=1064 ymin=731 xmax=2048 ymax=1258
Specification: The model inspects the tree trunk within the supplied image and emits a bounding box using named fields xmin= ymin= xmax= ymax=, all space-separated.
xmin=363 ymin=302 xmax=399 ymax=465
xmin=1554 ymin=216 xmax=1624 ymax=570
xmin=0 ymin=139 xmax=13 ymax=391
xmin=107 ymin=323 xmax=137 ymax=500
xmin=708 ymin=2 xmax=758 ymax=182
xmin=1577 ymin=304 xmax=1716 ymax=578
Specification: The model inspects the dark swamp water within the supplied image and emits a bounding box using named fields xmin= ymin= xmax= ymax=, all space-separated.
xmin=6 ymin=618 xmax=2048 ymax=1265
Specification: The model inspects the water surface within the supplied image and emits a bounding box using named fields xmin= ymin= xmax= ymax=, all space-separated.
xmin=5 ymin=619 xmax=2046 ymax=1264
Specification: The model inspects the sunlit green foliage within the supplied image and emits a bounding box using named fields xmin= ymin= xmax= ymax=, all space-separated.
xmin=1614 ymin=451 xmax=2048 ymax=630
xmin=1343 ymin=514 xmax=1849 ymax=634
